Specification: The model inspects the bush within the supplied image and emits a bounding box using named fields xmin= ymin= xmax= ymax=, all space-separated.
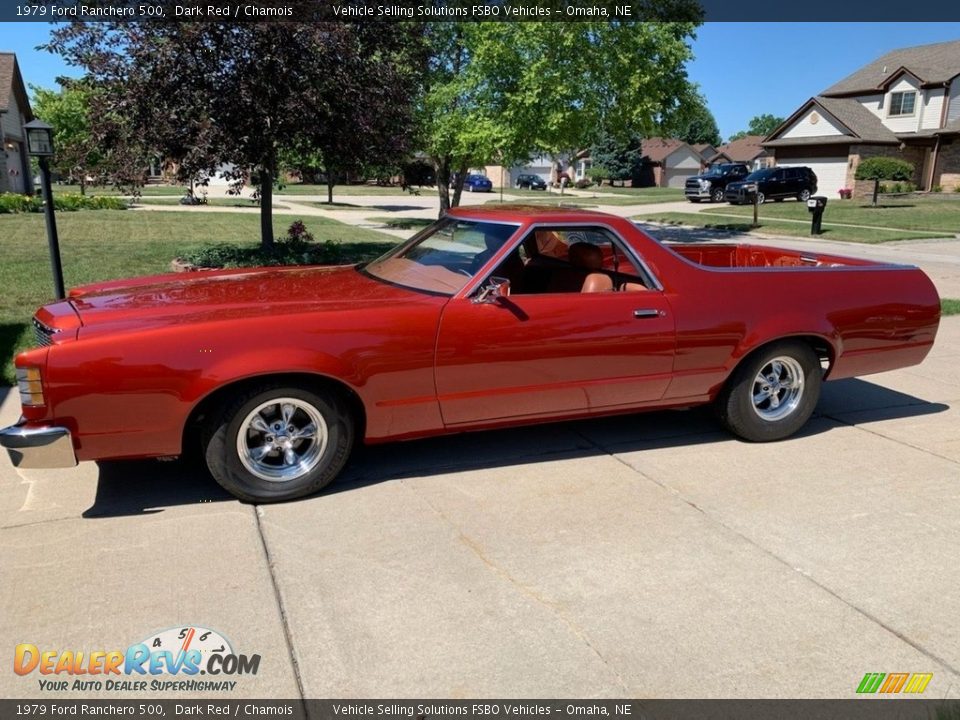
xmin=0 ymin=193 xmax=42 ymax=213
xmin=179 ymin=220 xmax=341 ymax=269
xmin=891 ymin=183 xmax=903 ymax=193
xmin=854 ymin=156 xmax=914 ymax=182
xmin=0 ymin=192 xmax=126 ymax=213
xmin=878 ymin=183 xmax=888 ymax=194
xmin=574 ymin=178 xmax=593 ymax=189
xmin=931 ymin=185 xmax=943 ymax=193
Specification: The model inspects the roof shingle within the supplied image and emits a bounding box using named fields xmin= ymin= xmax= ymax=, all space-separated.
xmin=822 ymin=39 xmax=960 ymax=96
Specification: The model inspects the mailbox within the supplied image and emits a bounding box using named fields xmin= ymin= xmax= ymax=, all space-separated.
xmin=808 ymin=196 xmax=827 ymax=235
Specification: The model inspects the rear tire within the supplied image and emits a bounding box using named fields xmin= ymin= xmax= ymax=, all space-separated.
xmin=203 ymin=384 xmax=354 ymax=503
xmin=716 ymin=340 xmax=821 ymax=442
xmin=798 ymin=189 xmax=811 ymax=202
xmin=711 ymin=187 xmax=724 ymax=203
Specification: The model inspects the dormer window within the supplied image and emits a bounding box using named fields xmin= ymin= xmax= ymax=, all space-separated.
xmin=888 ymin=91 xmax=916 ymax=116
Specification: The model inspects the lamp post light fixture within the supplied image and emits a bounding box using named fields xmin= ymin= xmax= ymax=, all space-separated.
xmin=24 ymin=119 xmax=65 ymax=300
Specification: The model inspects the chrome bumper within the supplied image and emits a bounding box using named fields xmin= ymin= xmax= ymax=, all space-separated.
xmin=0 ymin=423 xmax=78 ymax=469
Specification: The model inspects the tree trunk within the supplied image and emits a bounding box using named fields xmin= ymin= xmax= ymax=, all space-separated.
xmin=872 ymin=179 xmax=879 ymax=207
xmin=260 ymin=155 xmax=275 ymax=248
xmin=435 ymin=158 xmax=451 ymax=217
xmin=451 ymin=162 xmax=468 ymax=208
xmin=327 ymin=175 xmax=334 ymax=205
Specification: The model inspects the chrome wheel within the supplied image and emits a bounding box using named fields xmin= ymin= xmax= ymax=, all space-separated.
xmin=799 ymin=189 xmax=811 ymax=202
xmin=236 ymin=398 xmax=328 ymax=482
xmin=751 ymin=356 xmax=804 ymax=422
xmin=756 ymin=192 xmax=765 ymax=204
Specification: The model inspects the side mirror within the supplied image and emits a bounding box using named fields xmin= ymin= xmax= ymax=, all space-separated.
xmin=473 ymin=276 xmax=510 ymax=304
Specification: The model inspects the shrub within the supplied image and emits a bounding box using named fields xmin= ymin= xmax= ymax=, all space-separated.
xmin=0 ymin=193 xmax=42 ymax=213
xmin=931 ymin=185 xmax=943 ymax=193
xmin=891 ymin=183 xmax=903 ymax=193
xmin=179 ymin=220 xmax=340 ymax=269
xmin=574 ymin=178 xmax=593 ymax=189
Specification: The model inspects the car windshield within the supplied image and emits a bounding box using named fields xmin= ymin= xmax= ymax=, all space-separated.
xmin=363 ymin=218 xmax=519 ymax=295
xmin=745 ymin=168 xmax=775 ymax=181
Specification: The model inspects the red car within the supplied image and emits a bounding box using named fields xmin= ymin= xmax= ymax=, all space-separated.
xmin=2 ymin=207 xmax=940 ymax=502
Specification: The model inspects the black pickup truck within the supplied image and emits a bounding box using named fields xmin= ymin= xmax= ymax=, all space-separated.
xmin=685 ymin=163 xmax=750 ymax=203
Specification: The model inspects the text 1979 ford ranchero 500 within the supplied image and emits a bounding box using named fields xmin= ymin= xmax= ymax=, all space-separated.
xmin=1 ymin=207 xmax=940 ymax=502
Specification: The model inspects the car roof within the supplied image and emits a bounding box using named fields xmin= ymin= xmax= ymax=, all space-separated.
xmin=447 ymin=204 xmax=620 ymax=224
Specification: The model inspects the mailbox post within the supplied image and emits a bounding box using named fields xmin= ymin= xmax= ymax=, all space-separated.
xmin=24 ymin=119 xmax=65 ymax=300
xmin=808 ymin=196 xmax=827 ymax=235
xmin=743 ymin=182 xmax=759 ymax=227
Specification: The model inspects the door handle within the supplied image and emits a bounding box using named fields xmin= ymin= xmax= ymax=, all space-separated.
xmin=633 ymin=309 xmax=664 ymax=319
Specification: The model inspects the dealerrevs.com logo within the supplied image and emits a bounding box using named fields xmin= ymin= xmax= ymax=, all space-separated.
xmin=14 ymin=626 xmax=261 ymax=693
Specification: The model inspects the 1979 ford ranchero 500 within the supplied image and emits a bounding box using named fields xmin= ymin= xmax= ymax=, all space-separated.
xmin=1 ymin=207 xmax=940 ymax=502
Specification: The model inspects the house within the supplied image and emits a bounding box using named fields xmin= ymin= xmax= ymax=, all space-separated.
xmin=691 ymin=143 xmax=732 ymax=169
xmin=0 ymin=52 xmax=34 ymax=195
xmin=716 ymin=135 xmax=773 ymax=171
xmin=636 ymin=138 xmax=704 ymax=188
xmin=764 ymin=39 xmax=960 ymax=196
xmin=483 ymin=153 xmax=554 ymax=188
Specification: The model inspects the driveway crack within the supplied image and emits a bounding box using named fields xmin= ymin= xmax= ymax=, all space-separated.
xmin=252 ymin=505 xmax=309 ymax=709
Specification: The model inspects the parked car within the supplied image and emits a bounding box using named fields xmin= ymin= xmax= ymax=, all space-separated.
xmin=725 ymin=166 xmax=818 ymax=204
xmin=464 ymin=174 xmax=493 ymax=192
xmin=515 ymin=174 xmax=547 ymax=190
xmin=684 ymin=163 xmax=750 ymax=203
xmin=1 ymin=207 xmax=939 ymax=503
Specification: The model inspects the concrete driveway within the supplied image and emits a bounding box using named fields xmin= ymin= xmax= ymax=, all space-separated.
xmin=2 ymin=306 xmax=958 ymax=699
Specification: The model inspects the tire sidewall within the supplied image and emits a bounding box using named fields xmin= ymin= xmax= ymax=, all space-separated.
xmin=719 ymin=341 xmax=821 ymax=442
xmin=205 ymin=385 xmax=353 ymax=502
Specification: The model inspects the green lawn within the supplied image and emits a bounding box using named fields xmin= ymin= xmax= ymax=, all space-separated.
xmin=135 ymin=197 xmax=293 ymax=209
xmin=52 ymin=183 xmax=188 ymax=197
xmin=276 ymin=183 xmax=414 ymax=197
xmin=583 ymin=186 xmax=684 ymax=201
xmin=943 ymin=299 xmax=960 ymax=316
xmin=715 ymin=197 xmax=960 ymax=235
xmin=636 ymin=212 xmax=944 ymax=243
xmin=0 ymin=211 xmax=398 ymax=384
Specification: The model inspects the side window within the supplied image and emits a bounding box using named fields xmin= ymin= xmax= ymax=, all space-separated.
xmin=489 ymin=226 xmax=653 ymax=295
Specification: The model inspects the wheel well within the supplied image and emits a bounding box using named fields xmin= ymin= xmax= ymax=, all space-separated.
xmin=735 ymin=335 xmax=835 ymax=379
xmin=180 ymin=373 xmax=367 ymax=456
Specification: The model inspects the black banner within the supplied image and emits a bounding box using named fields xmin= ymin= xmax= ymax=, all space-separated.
xmin=2 ymin=0 xmax=960 ymax=22
xmin=4 ymin=700 xmax=960 ymax=720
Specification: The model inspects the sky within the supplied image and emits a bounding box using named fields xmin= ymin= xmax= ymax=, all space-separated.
xmin=2 ymin=21 xmax=960 ymax=141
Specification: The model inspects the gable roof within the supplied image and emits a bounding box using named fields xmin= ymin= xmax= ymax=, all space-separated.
xmin=640 ymin=137 xmax=689 ymax=163
xmin=0 ymin=52 xmax=33 ymax=119
xmin=717 ymin=135 xmax=768 ymax=163
xmin=764 ymin=96 xmax=899 ymax=147
xmin=822 ymin=39 xmax=960 ymax=96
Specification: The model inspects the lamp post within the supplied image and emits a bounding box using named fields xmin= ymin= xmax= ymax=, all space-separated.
xmin=24 ymin=119 xmax=65 ymax=300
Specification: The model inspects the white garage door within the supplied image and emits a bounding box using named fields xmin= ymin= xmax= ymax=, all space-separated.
xmin=664 ymin=168 xmax=699 ymax=188
xmin=789 ymin=157 xmax=848 ymax=197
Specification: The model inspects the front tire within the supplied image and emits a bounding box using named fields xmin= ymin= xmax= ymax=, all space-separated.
xmin=711 ymin=187 xmax=724 ymax=203
xmin=715 ymin=341 xmax=821 ymax=442
xmin=204 ymin=384 xmax=354 ymax=502
xmin=798 ymin=189 xmax=811 ymax=202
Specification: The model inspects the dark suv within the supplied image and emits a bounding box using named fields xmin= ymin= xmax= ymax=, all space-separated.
xmin=515 ymin=173 xmax=547 ymax=190
xmin=725 ymin=166 xmax=818 ymax=205
xmin=684 ymin=163 xmax=750 ymax=203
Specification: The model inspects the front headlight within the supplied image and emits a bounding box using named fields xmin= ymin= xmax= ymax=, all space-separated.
xmin=699 ymin=179 xmax=712 ymax=190
xmin=16 ymin=367 xmax=45 ymax=407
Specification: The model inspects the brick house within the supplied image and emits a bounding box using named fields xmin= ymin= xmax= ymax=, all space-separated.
xmin=764 ymin=39 xmax=960 ymax=197
xmin=0 ymin=52 xmax=34 ymax=195
xmin=716 ymin=135 xmax=774 ymax=171
xmin=636 ymin=138 xmax=704 ymax=188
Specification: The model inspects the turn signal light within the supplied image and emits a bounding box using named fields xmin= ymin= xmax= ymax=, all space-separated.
xmin=15 ymin=367 xmax=45 ymax=407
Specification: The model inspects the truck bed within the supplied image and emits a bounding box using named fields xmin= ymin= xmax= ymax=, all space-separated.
xmin=668 ymin=243 xmax=877 ymax=269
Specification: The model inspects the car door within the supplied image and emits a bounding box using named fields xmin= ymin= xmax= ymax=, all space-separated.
xmin=433 ymin=226 xmax=676 ymax=426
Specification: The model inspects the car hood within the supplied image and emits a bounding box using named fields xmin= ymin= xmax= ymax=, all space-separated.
xmin=65 ymin=265 xmax=431 ymax=337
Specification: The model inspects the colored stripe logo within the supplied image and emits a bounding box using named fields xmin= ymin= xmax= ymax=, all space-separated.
xmin=857 ymin=672 xmax=932 ymax=694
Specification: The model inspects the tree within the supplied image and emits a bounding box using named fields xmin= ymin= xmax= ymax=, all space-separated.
xmin=46 ymin=22 xmax=422 ymax=247
xmin=30 ymin=81 xmax=101 ymax=194
xmin=677 ymin=95 xmax=721 ymax=147
xmin=589 ymin=132 xmax=644 ymax=186
xmin=855 ymin=156 xmax=914 ymax=206
xmin=727 ymin=114 xmax=785 ymax=142
xmin=420 ymin=20 xmax=701 ymax=214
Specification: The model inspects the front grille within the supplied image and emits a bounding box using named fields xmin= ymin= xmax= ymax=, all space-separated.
xmin=33 ymin=318 xmax=57 ymax=347
xmin=685 ymin=178 xmax=700 ymax=189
